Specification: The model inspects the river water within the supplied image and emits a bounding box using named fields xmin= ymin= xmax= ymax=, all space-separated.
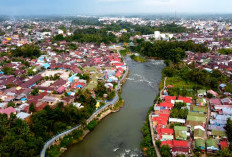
xmin=62 ymin=57 xmax=165 ymax=157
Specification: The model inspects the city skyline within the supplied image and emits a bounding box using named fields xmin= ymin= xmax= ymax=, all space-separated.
xmin=0 ymin=0 xmax=232 ymax=16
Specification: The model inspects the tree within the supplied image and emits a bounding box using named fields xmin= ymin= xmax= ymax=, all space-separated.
xmin=53 ymin=34 xmax=65 ymax=41
xmin=7 ymin=102 xmax=15 ymax=108
xmin=95 ymin=81 xmax=107 ymax=98
xmin=12 ymin=44 xmax=42 ymax=59
xmin=2 ymin=66 xmax=15 ymax=75
xmin=107 ymin=91 xmax=116 ymax=100
xmin=160 ymin=145 xmax=171 ymax=157
xmin=31 ymin=88 xmax=39 ymax=96
xmin=29 ymin=103 xmax=36 ymax=113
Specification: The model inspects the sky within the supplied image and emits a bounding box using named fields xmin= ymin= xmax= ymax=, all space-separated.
xmin=0 ymin=0 xmax=232 ymax=15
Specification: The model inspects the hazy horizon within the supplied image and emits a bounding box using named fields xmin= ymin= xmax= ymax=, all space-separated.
xmin=0 ymin=0 xmax=232 ymax=16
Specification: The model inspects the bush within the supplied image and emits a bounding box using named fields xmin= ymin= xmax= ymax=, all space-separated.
xmin=86 ymin=120 xmax=98 ymax=131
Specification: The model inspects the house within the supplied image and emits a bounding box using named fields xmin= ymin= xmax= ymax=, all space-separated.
xmin=220 ymin=141 xmax=228 ymax=150
xmin=57 ymin=86 xmax=65 ymax=94
xmin=178 ymin=96 xmax=192 ymax=105
xmin=158 ymin=128 xmax=174 ymax=141
xmin=221 ymin=98 xmax=232 ymax=105
xmin=161 ymin=140 xmax=173 ymax=148
xmin=16 ymin=112 xmax=30 ymax=120
xmin=210 ymin=98 xmax=222 ymax=106
xmin=0 ymin=107 xmax=16 ymax=117
xmin=174 ymin=126 xmax=188 ymax=140
xmin=198 ymin=90 xmax=207 ymax=97
xmin=158 ymin=102 xmax=174 ymax=109
xmin=163 ymin=96 xmax=176 ymax=102
xmin=169 ymin=118 xmax=186 ymax=124
xmin=194 ymin=128 xmax=205 ymax=140
xmin=172 ymin=140 xmax=190 ymax=155
xmin=186 ymin=113 xmax=207 ymax=127
xmin=206 ymin=139 xmax=219 ymax=153
xmin=41 ymin=96 xmax=58 ymax=105
xmin=196 ymin=98 xmax=207 ymax=106
xmin=211 ymin=130 xmax=227 ymax=139
xmin=195 ymin=139 xmax=205 ymax=152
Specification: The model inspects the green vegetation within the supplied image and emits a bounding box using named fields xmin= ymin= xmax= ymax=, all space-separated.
xmin=134 ymin=40 xmax=208 ymax=62
xmin=140 ymin=106 xmax=157 ymax=157
xmin=218 ymin=48 xmax=232 ymax=55
xmin=113 ymin=97 xmax=124 ymax=111
xmin=0 ymin=29 xmax=5 ymax=36
xmin=226 ymin=118 xmax=232 ymax=151
xmin=2 ymin=66 xmax=15 ymax=75
xmin=11 ymin=44 xmax=42 ymax=58
xmin=162 ymin=63 xmax=228 ymax=92
xmin=155 ymin=23 xmax=191 ymax=33
xmin=170 ymin=102 xmax=188 ymax=119
xmin=46 ymin=129 xmax=84 ymax=157
xmin=31 ymin=88 xmax=39 ymax=96
xmin=53 ymin=34 xmax=65 ymax=41
xmin=72 ymin=17 xmax=101 ymax=26
xmin=86 ymin=120 xmax=98 ymax=131
xmin=119 ymin=48 xmax=130 ymax=57
xmin=29 ymin=103 xmax=36 ymax=113
xmin=77 ymin=73 xmax=90 ymax=83
xmin=0 ymin=86 xmax=104 ymax=157
xmin=0 ymin=114 xmax=43 ymax=157
xmin=130 ymin=54 xmax=147 ymax=62
xmin=95 ymin=81 xmax=107 ymax=98
xmin=65 ymin=28 xmax=117 ymax=44
xmin=107 ymin=91 xmax=116 ymax=100
xmin=7 ymin=102 xmax=16 ymax=108
xmin=156 ymin=141 xmax=171 ymax=157
xmin=103 ymin=22 xmax=191 ymax=34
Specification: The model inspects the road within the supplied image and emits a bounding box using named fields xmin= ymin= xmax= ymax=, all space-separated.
xmin=149 ymin=77 xmax=167 ymax=157
xmin=40 ymin=67 xmax=129 ymax=157
xmin=149 ymin=113 xmax=161 ymax=157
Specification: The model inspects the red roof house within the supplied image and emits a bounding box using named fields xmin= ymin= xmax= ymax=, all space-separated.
xmin=220 ymin=141 xmax=228 ymax=150
xmin=161 ymin=140 xmax=173 ymax=148
xmin=158 ymin=102 xmax=174 ymax=109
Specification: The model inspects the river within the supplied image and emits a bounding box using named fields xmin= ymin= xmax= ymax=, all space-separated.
xmin=62 ymin=56 xmax=165 ymax=157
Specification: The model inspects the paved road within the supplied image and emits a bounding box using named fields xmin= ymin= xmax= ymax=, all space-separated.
xmin=40 ymin=68 xmax=129 ymax=157
xmin=149 ymin=113 xmax=161 ymax=157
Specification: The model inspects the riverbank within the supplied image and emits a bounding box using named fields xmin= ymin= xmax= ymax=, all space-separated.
xmin=61 ymin=56 xmax=165 ymax=157
xmin=45 ymin=67 xmax=130 ymax=157
xmin=130 ymin=54 xmax=147 ymax=62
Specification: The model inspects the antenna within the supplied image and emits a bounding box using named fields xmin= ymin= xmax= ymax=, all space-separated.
xmin=175 ymin=10 xmax=176 ymax=21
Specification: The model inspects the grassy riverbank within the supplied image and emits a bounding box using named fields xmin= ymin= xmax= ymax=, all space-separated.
xmin=130 ymin=54 xmax=147 ymax=62
xmin=46 ymin=99 xmax=125 ymax=157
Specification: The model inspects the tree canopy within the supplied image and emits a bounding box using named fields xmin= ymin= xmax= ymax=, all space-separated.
xmin=11 ymin=44 xmax=42 ymax=58
xmin=134 ymin=40 xmax=208 ymax=62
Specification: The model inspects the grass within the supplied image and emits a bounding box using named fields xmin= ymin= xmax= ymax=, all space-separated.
xmin=130 ymin=54 xmax=147 ymax=62
xmin=165 ymin=76 xmax=198 ymax=89
xmin=119 ymin=48 xmax=130 ymax=57
xmin=113 ymin=98 xmax=124 ymax=111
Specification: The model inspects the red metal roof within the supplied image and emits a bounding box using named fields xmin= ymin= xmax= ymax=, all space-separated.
xmin=160 ymin=128 xmax=173 ymax=134
xmin=161 ymin=140 xmax=173 ymax=148
xmin=158 ymin=102 xmax=174 ymax=108
xmin=164 ymin=96 xmax=176 ymax=101
xmin=178 ymin=96 xmax=192 ymax=104
xmin=173 ymin=140 xmax=188 ymax=147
